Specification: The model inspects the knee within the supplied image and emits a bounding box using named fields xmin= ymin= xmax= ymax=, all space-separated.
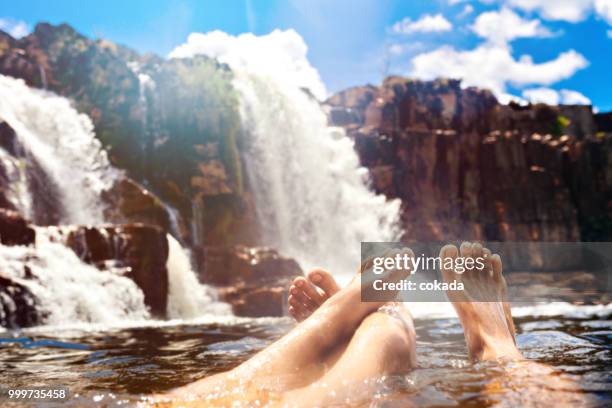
xmin=356 ymin=313 xmax=415 ymax=356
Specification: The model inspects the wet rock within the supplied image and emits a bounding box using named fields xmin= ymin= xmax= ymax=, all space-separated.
xmin=0 ymin=209 xmax=35 ymax=246
xmin=327 ymin=77 xmax=596 ymax=140
xmin=0 ymin=23 xmax=258 ymax=248
xmin=218 ymin=285 xmax=286 ymax=317
xmin=61 ymin=223 xmax=169 ymax=316
xmin=196 ymin=246 xmax=302 ymax=317
xmin=102 ymin=177 xmax=172 ymax=234
xmin=0 ymin=275 xmax=41 ymax=329
xmin=327 ymin=76 xmax=611 ymax=247
xmin=197 ymin=246 xmax=301 ymax=286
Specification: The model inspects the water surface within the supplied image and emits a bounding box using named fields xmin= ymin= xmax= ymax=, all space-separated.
xmin=0 ymin=304 xmax=610 ymax=407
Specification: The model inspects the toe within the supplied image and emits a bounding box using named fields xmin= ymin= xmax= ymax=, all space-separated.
xmin=460 ymin=241 xmax=473 ymax=258
xmin=482 ymin=248 xmax=494 ymax=277
xmin=288 ymin=294 xmax=300 ymax=309
xmin=440 ymin=244 xmax=458 ymax=274
xmin=308 ymin=269 xmax=340 ymax=297
xmin=472 ymin=242 xmax=483 ymax=260
xmin=293 ymin=276 xmax=308 ymax=290
xmin=491 ymin=254 xmax=503 ymax=279
xmin=299 ymin=277 xmax=327 ymax=305
xmin=471 ymin=242 xmax=483 ymax=272
xmin=288 ymin=305 xmax=298 ymax=320
xmin=293 ymin=286 xmax=319 ymax=309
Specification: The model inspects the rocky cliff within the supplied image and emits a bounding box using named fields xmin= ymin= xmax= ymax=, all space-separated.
xmin=0 ymin=23 xmax=257 ymax=247
xmin=326 ymin=77 xmax=611 ymax=243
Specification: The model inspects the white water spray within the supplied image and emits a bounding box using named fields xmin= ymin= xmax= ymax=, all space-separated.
xmin=0 ymin=147 xmax=32 ymax=218
xmin=171 ymin=30 xmax=402 ymax=276
xmin=0 ymin=75 xmax=230 ymax=326
xmin=0 ymin=230 xmax=149 ymax=325
xmin=166 ymin=235 xmax=232 ymax=318
xmin=0 ymin=75 xmax=118 ymax=224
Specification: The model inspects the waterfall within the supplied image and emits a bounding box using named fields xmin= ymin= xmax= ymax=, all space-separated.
xmin=238 ymin=74 xmax=401 ymax=276
xmin=0 ymin=75 xmax=118 ymax=225
xmin=166 ymin=235 xmax=231 ymax=318
xmin=170 ymin=30 xmax=402 ymax=277
xmin=0 ymin=147 xmax=32 ymax=219
xmin=0 ymin=74 xmax=230 ymax=327
xmin=0 ymin=230 xmax=149 ymax=325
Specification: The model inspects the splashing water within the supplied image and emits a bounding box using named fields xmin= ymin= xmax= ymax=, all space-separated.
xmin=166 ymin=235 xmax=232 ymax=319
xmin=170 ymin=30 xmax=402 ymax=277
xmin=0 ymin=147 xmax=32 ymax=218
xmin=0 ymin=75 xmax=230 ymax=326
xmin=0 ymin=75 xmax=118 ymax=224
xmin=0 ymin=229 xmax=149 ymax=325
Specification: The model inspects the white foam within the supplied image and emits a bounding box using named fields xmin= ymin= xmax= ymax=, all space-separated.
xmin=0 ymin=74 xmax=118 ymax=224
xmin=166 ymin=235 xmax=232 ymax=319
xmin=171 ymin=31 xmax=402 ymax=277
xmin=406 ymin=301 xmax=612 ymax=320
xmin=0 ymin=231 xmax=149 ymax=325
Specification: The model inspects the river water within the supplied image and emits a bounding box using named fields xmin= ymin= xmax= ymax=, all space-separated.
xmin=0 ymin=302 xmax=609 ymax=407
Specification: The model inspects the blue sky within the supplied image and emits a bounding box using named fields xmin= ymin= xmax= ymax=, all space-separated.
xmin=1 ymin=0 xmax=611 ymax=111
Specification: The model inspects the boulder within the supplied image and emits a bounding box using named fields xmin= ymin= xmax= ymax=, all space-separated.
xmin=195 ymin=246 xmax=303 ymax=317
xmin=61 ymin=223 xmax=169 ymax=316
xmin=218 ymin=286 xmax=287 ymax=317
xmin=0 ymin=209 xmax=35 ymax=246
xmin=0 ymin=274 xmax=41 ymax=329
xmin=102 ymin=177 xmax=172 ymax=233
xmin=197 ymin=245 xmax=301 ymax=286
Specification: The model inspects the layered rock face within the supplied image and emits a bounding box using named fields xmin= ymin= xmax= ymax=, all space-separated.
xmin=0 ymin=208 xmax=169 ymax=322
xmin=196 ymin=246 xmax=302 ymax=317
xmin=0 ymin=23 xmax=257 ymax=247
xmin=327 ymin=77 xmax=611 ymax=245
xmin=60 ymin=224 xmax=169 ymax=316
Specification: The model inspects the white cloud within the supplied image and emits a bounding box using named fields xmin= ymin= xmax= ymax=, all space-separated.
xmin=505 ymin=0 xmax=593 ymax=22
xmin=0 ymin=18 xmax=30 ymax=38
xmin=522 ymin=87 xmax=560 ymax=104
xmin=448 ymin=0 xmax=468 ymax=4
xmin=409 ymin=43 xmax=588 ymax=98
xmin=169 ymin=29 xmax=327 ymax=100
xmin=595 ymin=0 xmax=612 ymax=24
xmin=472 ymin=7 xmax=553 ymax=44
xmin=495 ymin=0 xmax=612 ymax=24
xmin=458 ymin=4 xmax=475 ymax=18
xmin=522 ymin=87 xmax=592 ymax=105
xmin=391 ymin=14 xmax=453 ymax=34
xmin=560 ymin=89 xmax=591 ymax=105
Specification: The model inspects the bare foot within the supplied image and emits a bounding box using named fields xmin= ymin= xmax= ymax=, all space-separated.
xmin=440 ymin=242 xmax=522 ymax=362
xmin=288 ymin=269 xmax=340 ymax=322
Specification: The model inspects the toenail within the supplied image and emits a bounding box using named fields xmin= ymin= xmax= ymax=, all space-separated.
xmin=296 ymin=280 xmax=304 ymax=287
xmin=311 ymin=273 xmax=321 ymax=282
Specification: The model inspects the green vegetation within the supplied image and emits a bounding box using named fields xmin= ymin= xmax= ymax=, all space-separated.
xmin=152 ymin=56 xmax=243 ymax=196
xmin=11 ymin=23 xmax=249 ymax=245
xmin=551 ymin=114 xmax=571 ymax=137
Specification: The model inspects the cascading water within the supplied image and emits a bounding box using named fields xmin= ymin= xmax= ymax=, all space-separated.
xmin=235 ymin=74 xmax=401 ymax=276
xmin=0 ymin=230 xmax=149 ymax=325
xmin=166 ymin=235 xmax=232 ymax=318
xmin=170 ymin=30 xmax=402 ymax=277
xmin=127 ymin=66 xmax=231 ymax=318
xmin=0 ymin=146 xmax=32 ymax=219
xmin=0 ymin=75 xmax=118 ymax=225
xmin=0 ymin=74 xmax=230 ymax=327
